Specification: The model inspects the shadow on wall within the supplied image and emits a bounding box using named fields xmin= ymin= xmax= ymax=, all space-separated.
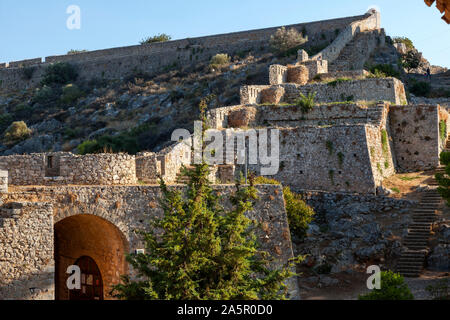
xmin=0 ymin=270 xmax=55 ymax=300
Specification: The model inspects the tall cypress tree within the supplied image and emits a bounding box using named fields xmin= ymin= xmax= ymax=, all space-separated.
xmin=111 ymin=98 xmax=300 ymax=300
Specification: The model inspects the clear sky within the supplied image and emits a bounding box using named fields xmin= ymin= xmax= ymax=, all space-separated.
xmin=0 ymin=0 xmax=449 ymax=67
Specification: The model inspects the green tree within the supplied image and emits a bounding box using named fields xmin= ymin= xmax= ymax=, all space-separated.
xmin=401 ymin=50 xmax=421 ymax=73
xmin=436 ymin=151 xmax=450 ymax=205
xmin=111 ymin=98 xmax=300 ymax=300
xmin=41 ymin=62 xmax=78 ymax=86
xmin=358 ymin=271 xmax=414 ymax=300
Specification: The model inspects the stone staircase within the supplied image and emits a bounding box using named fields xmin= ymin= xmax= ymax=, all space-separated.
xmin=329 ymin=30 xmax=382 ymax=72
xmin=396 ymin=137 xmax=450 ymax=277
xmin=397 ymin=188 xmax=441 ymax=277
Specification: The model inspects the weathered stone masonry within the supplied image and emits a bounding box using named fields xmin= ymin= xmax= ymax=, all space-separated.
xmin=0 ymin=184 xmax=297 ymax=300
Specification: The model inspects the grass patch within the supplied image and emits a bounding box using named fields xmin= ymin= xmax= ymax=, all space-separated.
xmin=399 ymin=176 xmax=420 ymax=181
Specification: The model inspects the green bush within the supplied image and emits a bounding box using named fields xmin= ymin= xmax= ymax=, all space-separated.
xmin=296 ymin=92 xmax=316 ymax=113
xmin=41 ymin=62 xmax=78 ymax=86
xmin=3 ymin=121 xmax=32 ymax=144
xmin=32 ymin=85 xmax=60 ymax=104
xmin=368 ymin=64 xmax=401 ymax=79
xmin=140 ymin=33 xmax=171 ymax=44
xmin=393 ymin=37 xmax=414 ymax=50
xmin=209 ymin=53 xmax=231 ymax=69
xmin=22 ymin=66 xmax=36 ymax=80
xmin=67 ymin=49 xmax=87 ymax=55
xmin=410 ymin=80 xmax=431 ymax=97
xmin=358 ymin=271 xmax=414 ymax=300
xmin=440 ymin=120 xmax=447 ymax=142
xmin=270 ymin=27 xmax=307 ymax=55
xmin=60 ymin=84 xmax=84 ymax=104
xmin=327 ymin=78 xmax=352 ymax=87
xmin=254 ymin=176 xmax=315 ymax=238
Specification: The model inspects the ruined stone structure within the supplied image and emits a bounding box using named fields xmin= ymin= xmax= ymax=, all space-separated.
xmin=1 ymin=9 xmax=448 ymax=300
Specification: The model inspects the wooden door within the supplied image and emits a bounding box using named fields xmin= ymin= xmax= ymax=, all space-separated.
xmin=69 ymin=256 xmax=103 ymax=300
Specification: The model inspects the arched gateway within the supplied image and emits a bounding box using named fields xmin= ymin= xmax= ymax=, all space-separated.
xmin=54 ymin=214 xmax=129 ymax=300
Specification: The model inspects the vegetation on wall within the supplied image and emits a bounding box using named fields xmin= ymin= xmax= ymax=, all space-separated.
xmin=439 ymin=120 xmax=447 ymax=142
xmin=140 ymin=33 xmax=172 ymax=45
xmin=436 ymin=151 xmax=450 ymax=205
xmin=254 ymin=176 xmax=315 ymax=239
xmin=296 ymin=92 xmax=316 ymax=113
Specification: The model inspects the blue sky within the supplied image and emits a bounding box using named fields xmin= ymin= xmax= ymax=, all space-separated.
xmin=0 ymin=0 xmax=449 ymax=67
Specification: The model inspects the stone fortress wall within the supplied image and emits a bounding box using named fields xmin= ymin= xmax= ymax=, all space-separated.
xmin=0 ymin=184 xmax=296 ymax=300
xmin=0 ymin=12 xmax=380 ymax=93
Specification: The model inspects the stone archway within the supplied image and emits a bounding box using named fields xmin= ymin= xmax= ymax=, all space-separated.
xmin=54 ymin=214 xmax=129 ymax=300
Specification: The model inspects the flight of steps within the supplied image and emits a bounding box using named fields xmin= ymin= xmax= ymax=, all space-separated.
xmin=397 ymin=188 xmax=441 ymax=277
xmin=329 ymin=30 xmax=381 ymax=72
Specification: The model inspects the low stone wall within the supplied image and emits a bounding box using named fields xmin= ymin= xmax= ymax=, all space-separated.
xmin=0 ymin=202 xmax=54 ymax=300
xmin=222 ymin=102 xmax=386 ymax=128
xmin=389 ymin=105 xmax=440 ymax=172
xmin=135 ymin=152 xmax=161 ymax=184
xmin=240 ymin=78 xmax=407 ymax=105
xmin=60 ymin=153 xmax=137 ymax=185
xmin=0 ymin=152 xmax=137 ymax=186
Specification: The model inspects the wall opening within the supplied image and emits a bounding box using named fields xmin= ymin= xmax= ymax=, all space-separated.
xmin=45 ymin=155 xmax=60 ymax=177
xmin=54 ymin=214 xmax=129 ymax=300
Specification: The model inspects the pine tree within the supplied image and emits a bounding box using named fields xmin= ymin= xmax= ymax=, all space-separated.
xmin=111 ymin=98 xmax=300 ymax=300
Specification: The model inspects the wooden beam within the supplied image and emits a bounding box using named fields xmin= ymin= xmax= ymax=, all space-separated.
xmin=443 ymin=8 xmax=450 ymax=23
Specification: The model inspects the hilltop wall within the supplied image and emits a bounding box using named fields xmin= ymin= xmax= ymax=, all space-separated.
xmin=0 ymin=13 xmax=378 ymax=92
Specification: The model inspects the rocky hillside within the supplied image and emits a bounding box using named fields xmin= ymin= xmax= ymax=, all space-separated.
xmin=0 ymin=51 xmax=299 ymax=156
